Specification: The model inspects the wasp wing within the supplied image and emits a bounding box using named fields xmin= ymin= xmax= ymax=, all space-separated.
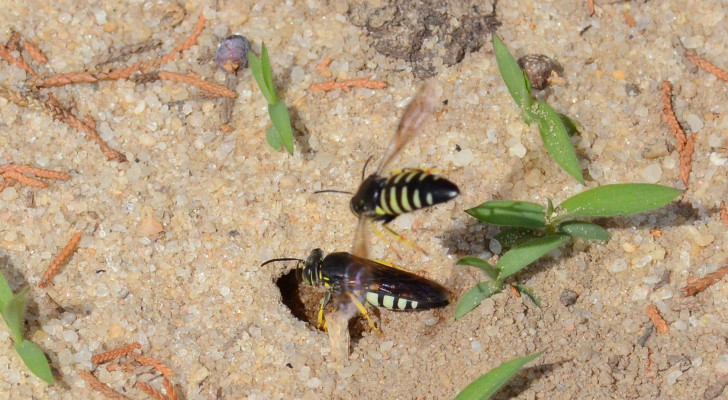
xmin=344 ymin=254 xmax=449 ymax=310
xmin=375 ymin=81 xmax=442 ymax=175
xmin=351 ymin=215 xmax=371 ymax=260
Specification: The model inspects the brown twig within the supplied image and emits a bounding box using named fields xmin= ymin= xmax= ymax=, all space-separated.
xmin=92 ymin=342 xmax=142 ymax=364
xmin=0 ymin=85 xmax=126 ymax=161
xmin=136 ymin=382 xmax=168 ymax=400
xmin=134 ymin=355 xmax=175 ymax=377
xmin=661 ymin=81 xmax=697 ymax=187
xmin=23 ymin=38 xmax=48 ymax=63
xmin=0 ymin=41 xmax=35 ymax=76
xmin=684 ymin=50 xmax=728 ymax=82
xmin=163 ymin=378 xmax=179 ymax=400
xmin=310 ymin=76 xmax=388 ymax=92
xmin=0 ymin=177 xmax=16 ymax=192
xmin=681 ymin=266 xmax=728 ymax=297
xmin=587 ymin=0 xmax=595 ymax=15
xmin=316 ymin=56 xmax=332 ymax=75
xmin=1 ymin=170 xmax=47 ymax=187
xmin=0 ymin=163 xmax=72 ymax=181
xmin=79 ymin=370 xmax=132 ymax=400
xmin=645 ymin=305 xmax=669 ymax=334
xmin=158 ymin=70 xmax=236 ymax=98
xmin=720 ymin=201 xmax=728 ymax=228
xmin=39 ymin=232 xmax=82 ymax=288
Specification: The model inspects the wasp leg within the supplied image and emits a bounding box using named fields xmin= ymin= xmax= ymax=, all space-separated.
xmin=374 ymin=222 xmax=428 ymax=255
xmin=371 ymin=258 xmax=414 ymax=273
xmin=347 ymin=292 xmax=383 ymax=336
xmin=317 ymin=291 xmax=332 ymax=331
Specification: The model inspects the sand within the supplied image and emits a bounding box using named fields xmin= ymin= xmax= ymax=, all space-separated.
xmin=0 ymin=0 xmax=727 ymax=399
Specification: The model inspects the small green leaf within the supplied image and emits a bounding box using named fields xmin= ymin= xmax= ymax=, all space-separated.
xmin=268 ymin=102 xmax=294 ymax=154
xmin=558 ymin=220 xmax=610 ymax=241
xmin=493 ymin=34 xmax=532 ymax=111
xmin=497 ymin=236 xmax=569 ymax=280
xmin=557 ymin=184 xmax=683 ymax=219
xmin=454 ymin=351 xmax=544 ymax=400
xmin=2 ymin=286 xmax=29 ymax=343
xmin=457 ymin=257 xmax=498 ymax=281
xmin=248 ymin=52 xmax=277 ymax=105
xmin=454 ymin=281 xmax=502 ymax=320
xmin=530 ymin=100 xmax=584 ymax=183
xmin=558 ymin=113 xmax=580 ymax=136
xmin=466 ymin=200 xmax=546 ymax=228
xmin=15 ymin=340 xmax=54 ymax=384
xmin=265 ymin=126 xmax=283 ymax=150
xmin=514 ymin=284 xmax=542 ymax=307
xmin=495 ymin=227 xmax=537 ymax=248
xmin=0 ymin=270 xmax=13 ymax=309
xmin=260 ymin=43 xmax=277 ymax=103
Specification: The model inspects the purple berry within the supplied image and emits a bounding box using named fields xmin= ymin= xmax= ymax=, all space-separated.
xmin=216 ymin=35 xmax=251 ymax=74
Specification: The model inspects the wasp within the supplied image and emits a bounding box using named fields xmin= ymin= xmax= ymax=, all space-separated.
xmin=263 ymin=248 xmax=449 ymax=334
xmin=319 ymin=82 xmax=460 ymax=253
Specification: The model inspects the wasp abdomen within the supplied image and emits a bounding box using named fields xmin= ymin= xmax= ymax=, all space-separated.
xmin=377 ymin=170 xmax=459 ymax=217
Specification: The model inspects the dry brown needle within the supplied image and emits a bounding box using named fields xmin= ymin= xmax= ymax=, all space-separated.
xmin=136 ymin=382 xmax=168 ymax=400
xmin=684 ymin=50 xmax=728 ymax=82
xmin=134 ymin=355 xmax=175 ymax=377
xmin=92 ymin=342 xmax=142 ymax=364
xmin=39 ymin=231 xmax=82 ymax=288
xmin=681 ymin=265 xmax=728 ymax=297
xmin=79 ymin=370 xmax=132 ymax=400
xmin=310 ymin=76 xmax=388 ymax=92
xmin=661 ymin=81 xmax=697 ymax=187
xmin=720 ymin=201 xmax=728 ymax=228
xmin=645 ymin=305 xmax=669 ymax=334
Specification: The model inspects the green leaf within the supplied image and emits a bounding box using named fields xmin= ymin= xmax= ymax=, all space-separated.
xmin=248 ymin=51 xmax=277 ymax=105
xmin=466 ymin=200 xmax=546 ymax=228
xmin=558 ymin=113 xmax=580 ymax=136
xmin=514 ymin=284 xmax=542 ymax=307
xmin=265 ymin=126 xmax=283 ymax=150
xmin=492 ymin=34 xmax=532 ymax=111
xmin=497 ymin=236 xmax=569 ymax=280
xmin=260 ymin=43 xmax=277 ymax=103
xmin=558 ymin=220 xmax=610 ymax=241
xmin=268 ymin=102 xmax=294 ymax=154
xmin=454 ymin=281 xmax=502 ymax=321
xmin=557 ymin=184 xmax=683 ymax=219
xmin=2 ymin=286 xmax=29 ymax=343
xmin=0 ymin=270 xmax=13 ymax=309
xmin=495 ymin=227 xmax=537 ymax=248
xmin=454 ymin=351 xmax=544 ymax=400
xmin=457 ymin=257 xmax=498 ymax=281
xmin=14 ymin=340 xmax=54 ymax=384
xmin=530 ymin=100 xmax=584 ymax=183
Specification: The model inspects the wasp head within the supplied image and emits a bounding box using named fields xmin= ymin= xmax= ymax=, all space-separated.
xmin=350 ymin=175 xmax=384 ymax=218
xmin=301 ymin=248 xmax=324 ymax=286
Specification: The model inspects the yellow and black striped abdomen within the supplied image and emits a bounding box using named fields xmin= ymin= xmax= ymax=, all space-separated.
xmin=375 ymin=170 xmax=459 ymax=221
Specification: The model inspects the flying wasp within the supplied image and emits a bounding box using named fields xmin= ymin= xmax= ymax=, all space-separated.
xmin=319 ymin=82 xmax=460 ymax=253
xmin=263 ymin=248 xmax=450 ymax=334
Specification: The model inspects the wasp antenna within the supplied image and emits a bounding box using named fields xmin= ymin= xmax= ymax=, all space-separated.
xmin=261 ymin=257 xmax=304 ymax=267
xmin=313 ymin=189 xmax=353 ymax=195
xmin=361 ymin=155 xmax=374 ymax=181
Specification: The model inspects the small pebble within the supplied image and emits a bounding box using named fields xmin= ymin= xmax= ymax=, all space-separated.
xmin=216 ymin=35 xmax=251 ymax=74
xmin=685 ymin=113 xmax=703 ymax=133
xmin=1 ymin=187 xmax=18 ymax=201
xmin=137 ymin=217 xmax=164 ymax=237
xmin=640 ymin=164 xmax=662 ymax=183
xmin=625 ymin=83 xmax=640 ymax=96
xmin=517 ymin=54 xmax=560 ymax=90
xmin=560 ymin=289 xmax=579 ymax=306
xmin=666 ymin=370 xmax=682 ymax=385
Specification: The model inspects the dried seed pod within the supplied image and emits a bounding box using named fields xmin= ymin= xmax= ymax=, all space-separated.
xmin=517 ymin=54 xmax=561 ymax=90
xmin=215 ymin=35 xmax=251 ymax=74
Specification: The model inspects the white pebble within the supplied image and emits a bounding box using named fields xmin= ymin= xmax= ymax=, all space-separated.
xmin=508 ymin=143 xmax=527 ymax=158
xmin=666 ymin=369 xmax=682 ymax=385
xmin=290 ymin=66 xmax=305 ymax=83
xmin=716 ymin=355 xmax=728 ymax=374
xmin=608 ymin=258 xmax=627 ymax=273
xmin=640 ymin=164 xmax=662 ymax=183
xmin=632 ymin=286 xmax=649 ymax=301
xmin=393 ymin=213 xmax=414 ymax=230
xmin=306 ymin=377 xmax=322 ymax=388
xmin=62 ymin=330 xmax=79 ymax=344
xmin=220 ymin=286 xmax=231 ymax=296
xmin=453 ymin=149 xmax=474 ymax=167
xmin=684 ymin=113 xmax=703 ymax=132
xmin=92 ymin=8 xmax=107 ymax=24
xmin=1 ymin=187 xmax=18 ymax=201
xmin=489 ymin=239 xmax=502 ymax=255
xmin=710 ymin=152 xmax=727 ymax=166
xmin=139 ymin=134 xmax=156 ymax=146
xmin=471 ymin=341 xmax=482 ymax=353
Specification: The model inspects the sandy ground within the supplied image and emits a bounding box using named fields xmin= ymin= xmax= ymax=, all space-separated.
xmin=1 ymin=0 xmax=727 ymax=399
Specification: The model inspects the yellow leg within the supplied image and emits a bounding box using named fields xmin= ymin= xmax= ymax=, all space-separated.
xmin=317 ymin=292 xmax=332 ymax=331
xmin=373 ymin=222 xmax=428 ymax=255
xmin=347 ymin=292 xmax=383 ymax=336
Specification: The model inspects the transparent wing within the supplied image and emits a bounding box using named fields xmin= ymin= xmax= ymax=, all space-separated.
xmin=375 ymin=80 xmax=442 ymax=174
xmin=351 ymin=216 xmax=371 ymax=260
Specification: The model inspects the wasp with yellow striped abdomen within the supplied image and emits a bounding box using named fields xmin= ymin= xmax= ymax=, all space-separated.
xmin=263 ymin=248 xmax=449 ymax=334
xmin=319 ymin=82 xmax=460 ymax=253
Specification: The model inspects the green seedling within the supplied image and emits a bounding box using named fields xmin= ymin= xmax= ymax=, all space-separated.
xmin=0 ymin=271 xmax=54 ymax=384
xmin=492 ymin=34 xmax=583 ymax=183
xmin=248 ymin=43 xmax=294 ymax=154
xmin=456 ymin=184 xmax=682 ymax=319
xmin=454 ymin=351 xmax=543 ymax=400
